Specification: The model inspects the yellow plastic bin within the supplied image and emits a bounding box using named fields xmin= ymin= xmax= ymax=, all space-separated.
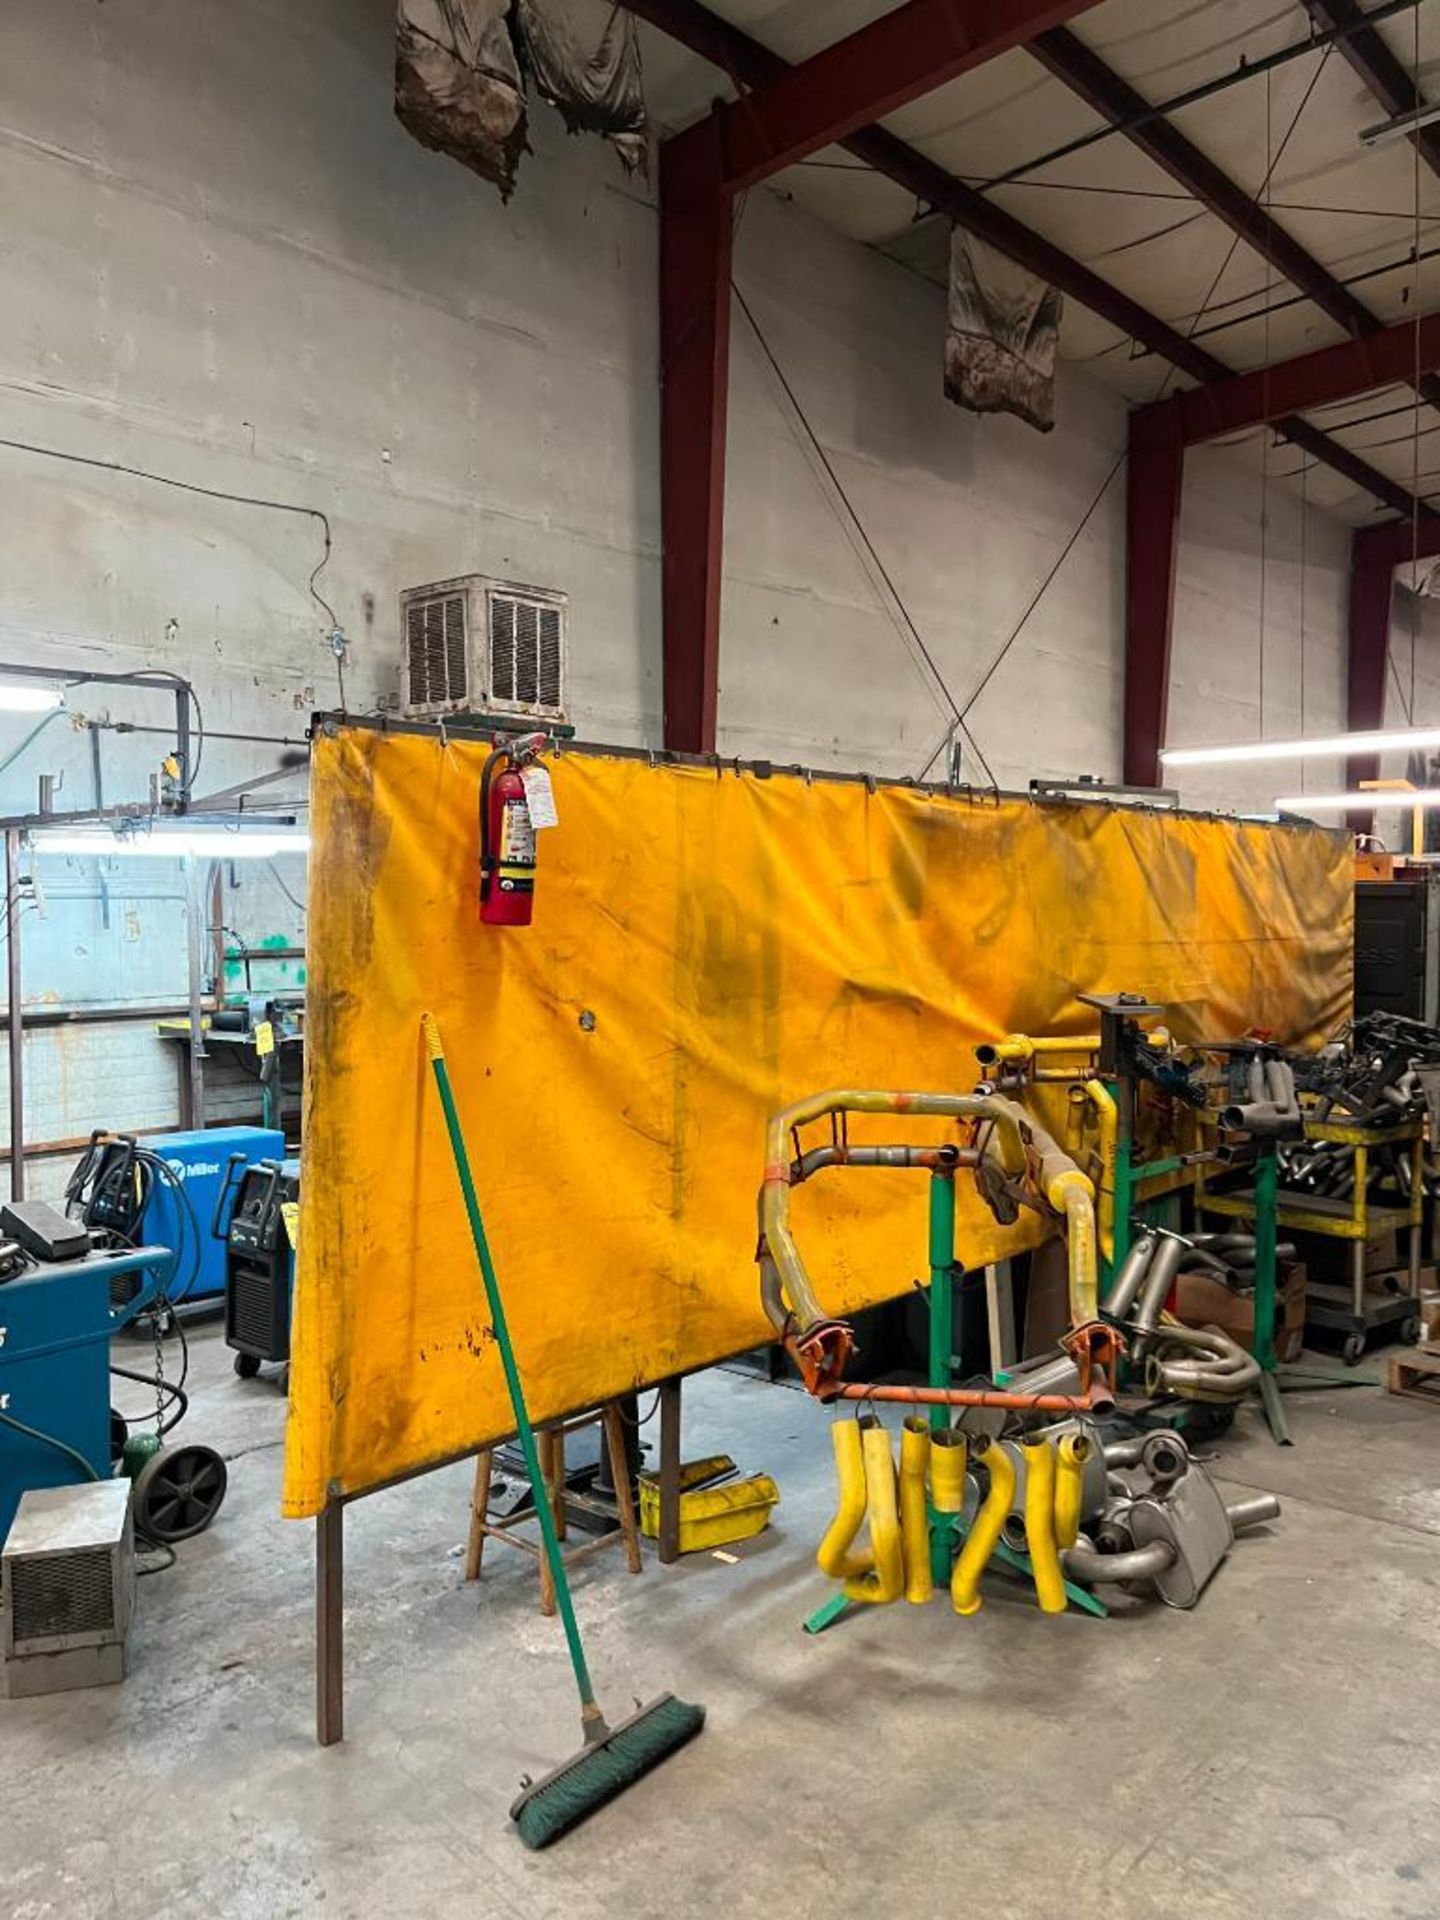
xmin=638 ymin=1453 xmax=780 ymax=1553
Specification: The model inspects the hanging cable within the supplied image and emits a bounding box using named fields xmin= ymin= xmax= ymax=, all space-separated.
xmin=945 ymin=448 xmax=1127 ymax=749
xmin=0 ymin=435 xmax=339 ymax=635
xmin=1299 ymin=447 xmax=1309 ymax=790
xmin=947 ymin=42 xmax=1334 ymax=779
xmin=730 ymin=280 xmax=997 ymax=788
xmin=1258 ymin=66 xmax=1274 ymax=747
xmin=964 ymin=0 xmax=1420 ymax=196
xmin=1409 ymin=0 xmax=1423 ymax=737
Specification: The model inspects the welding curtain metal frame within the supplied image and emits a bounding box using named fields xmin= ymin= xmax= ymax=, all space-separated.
xmin=282 ymin=727 xmax=1351 ymax=1517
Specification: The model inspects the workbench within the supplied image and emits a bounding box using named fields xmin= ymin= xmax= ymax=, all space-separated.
xmin=1197 ymin=1114 xmax=1425 ymax=1363
xmin=156 ymin=1016 xmax=304 ymax=1132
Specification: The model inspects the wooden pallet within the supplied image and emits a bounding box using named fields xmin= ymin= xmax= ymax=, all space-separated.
xmin=1387 ymin=1344 xmax=1440 ymax=1405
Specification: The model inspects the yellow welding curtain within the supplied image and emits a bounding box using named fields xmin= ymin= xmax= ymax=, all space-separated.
xmin=282 ymin=726 xmax=1351 ymax=1516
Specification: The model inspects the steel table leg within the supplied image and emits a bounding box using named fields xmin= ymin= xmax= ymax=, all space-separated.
xmin=317 ymin=1501 xmax=344 ymax=1746
xmin=1352 ymin=1239 xmax=1366 ymax=1323
xmin=657 ymin=1376 xmax=682 ymax=1564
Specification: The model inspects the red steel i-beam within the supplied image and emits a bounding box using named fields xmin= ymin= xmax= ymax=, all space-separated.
xmin=664 ymin=0 xmax=1105 ymax=200
xmin=1124 ymin=415 xmax=1184 ymax=786
xmin=1135 ymin=310 xmax=1440 ymax=448
xmin=659 ymin=119 xmax=732 ymax=753
xmin=636 ymin=0 xmax=1435 ymax=753
xmin=652 ymin=0 xmax=1102 ymax=752
xmin=1033 ymin=26 xmax=1440 ymax=420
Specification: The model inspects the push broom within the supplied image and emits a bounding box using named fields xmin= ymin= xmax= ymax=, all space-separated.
xmin=422 ymin=1013 xmax=705 ymax=1849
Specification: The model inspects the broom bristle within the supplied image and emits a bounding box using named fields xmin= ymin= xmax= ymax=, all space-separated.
xmin=510 ymin=1694 xmax=706 ymax=1850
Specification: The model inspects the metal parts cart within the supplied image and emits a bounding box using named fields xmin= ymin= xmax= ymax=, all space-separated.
xmin=1197 ymin=1113 xmax=1425 ymax=1365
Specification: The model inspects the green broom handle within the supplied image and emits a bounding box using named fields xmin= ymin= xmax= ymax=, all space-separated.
xmin=423 ymin=1014 xmax=599 ymax=1716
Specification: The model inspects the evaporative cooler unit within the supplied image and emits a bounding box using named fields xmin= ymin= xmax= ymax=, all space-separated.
xmin=2 ymin=1480 xmax=135 ymax=1698
xmin=400 ymin=574 xmax=568 ymax=723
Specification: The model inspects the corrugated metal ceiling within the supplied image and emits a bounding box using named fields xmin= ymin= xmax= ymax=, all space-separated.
xmin=638 ymin=0 xmax=1440 ymax=520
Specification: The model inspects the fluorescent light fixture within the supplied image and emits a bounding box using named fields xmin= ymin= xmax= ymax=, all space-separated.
xmin=1275 ymin=789 xmax=1440 ymax=813
xmin=1162 ymin=725 xmax=1440 ymax=769
xmin=0 ymin=684 xmax=63 ymax=714
xmin=31 ymin=827 xmax=308 ymax=859
xmin=1359 ymin=99 xmax=1440 ymax=149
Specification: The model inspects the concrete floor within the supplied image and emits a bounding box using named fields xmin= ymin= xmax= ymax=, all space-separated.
xmin=4 ymin=1326 xmax=1440 ymax=1920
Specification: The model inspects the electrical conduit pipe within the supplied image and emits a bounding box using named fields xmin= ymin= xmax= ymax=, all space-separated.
xmin=900 ymin=1417 xmax=933 ymax=1604
xmin=1020 ymin=1436 xmax=1067 ymax=1614
xmin=759 ymin=1089 xmax=1026 ymax=1345
xmin=1054 ymin=1431 xmax=1090 ymax=1551
xmin=1103 ymin=1231 xmax=1157 ymax=1319
xmin=951 ymin=1436 xmax=1016 ymax=1616
xmin=816 ymin=1417 xmax=875 ymax=1583
xmin=1083 ymin=1079 xmax=1117 ymax=1265
xmin=758 ymin=1088 xmax=1102 ymax=1388
xmin=844 ymin=1422 xmax=905 ymax=1607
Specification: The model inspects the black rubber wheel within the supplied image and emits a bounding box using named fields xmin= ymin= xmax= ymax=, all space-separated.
xmin=1401 ymin=1314 xmax=1422 ymax=1347
xmin=233 ymin=1352 xmax=262 ymax=1379
xmin=132 ymin=1443 xmax=228 ymax=1543
xmin=1343 ymin=1332 xmax=1366 ymax=1366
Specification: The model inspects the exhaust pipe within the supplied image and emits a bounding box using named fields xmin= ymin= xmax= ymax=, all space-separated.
xmin=1062 ymin=1537 xmax=1177 ymax=1586
xmin=1225 ymin=1491 xmax=1280 ymax=1534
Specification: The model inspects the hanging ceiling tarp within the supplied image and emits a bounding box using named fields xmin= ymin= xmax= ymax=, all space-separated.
xmin=946 ymin=229 xmax=1063 ymax=433
xmin=395 ymin=0 xmax=527 ymax=197
xmin=282 ymin=723 xmax=1352 ymax=1518
xmin=517 ymin=1 xmax=647 ymax=176
xmin=395 ymin=0 xmax=647 ymax=199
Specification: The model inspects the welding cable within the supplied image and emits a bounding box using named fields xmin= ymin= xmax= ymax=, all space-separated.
xmin=107 ymin=1364 xmax=190 ymax=1437
xmin=0 ymin=1409 xmax=100 ymax=1480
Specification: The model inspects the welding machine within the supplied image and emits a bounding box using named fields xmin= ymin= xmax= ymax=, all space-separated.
xmin=216 ymin=1156 xmax=299 ymax=1383
xmin=67 ymin=1126 xmax=284 ymax=1307
xmin=0 ymin=1238 xmax=166 ymax=1537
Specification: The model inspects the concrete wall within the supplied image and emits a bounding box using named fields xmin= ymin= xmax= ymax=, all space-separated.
xmin=0 ymin=0 xmax=1401 ymax=1174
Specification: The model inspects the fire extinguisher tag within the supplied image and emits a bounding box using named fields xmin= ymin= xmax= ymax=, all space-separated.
xmin=520 ymin=764 xmax=559 ymax=829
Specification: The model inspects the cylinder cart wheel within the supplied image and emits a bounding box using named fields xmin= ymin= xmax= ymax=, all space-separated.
xmin=233 ymin=1352 xmax=262 ymax=1379
xmin=1400 ymin=1314 xmax=1423 ymax=1347
xmin=1343 ymin=1332 xmax=1366 ymax=1367
xmin=133 ymin=1443 xmax=228 ymax=1544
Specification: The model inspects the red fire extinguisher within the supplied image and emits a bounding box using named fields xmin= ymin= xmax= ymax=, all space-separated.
xmin=479 ymin=733 xmax=548 ymax=926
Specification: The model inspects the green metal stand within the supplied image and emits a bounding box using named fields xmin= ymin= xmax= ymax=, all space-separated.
xmin=927 ymin=1172 xmax=957 ymax=1588
xmin=1247 ymin=1142 xmax=1293 ymax=1445
xmin=804 ymin=1168 xmax=1106 ymax=1633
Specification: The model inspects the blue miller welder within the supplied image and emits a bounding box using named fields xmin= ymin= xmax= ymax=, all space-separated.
xmin=65 ymin=1125 xmax=284 ymax=1308
xmin=0 ymin=1196 xmax=226 ymax=1548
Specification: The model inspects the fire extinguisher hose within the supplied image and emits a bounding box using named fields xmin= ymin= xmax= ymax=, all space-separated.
xmin=479 ymin=748 xmax=509 ymax=900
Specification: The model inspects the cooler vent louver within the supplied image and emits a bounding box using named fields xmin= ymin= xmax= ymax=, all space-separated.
xmin=400 ymin=576 xmax=567 ymax=722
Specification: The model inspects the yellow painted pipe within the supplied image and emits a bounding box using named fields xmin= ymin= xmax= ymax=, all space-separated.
xmin=1020 ymin=1436 xmax=1067 ymax=1614
xmin=928 ymin=1428 xmax=968 ymax=1514
xmin=1083 ymin=1078 xmax=1117 ymax=1266
xmin=1049 ymin=1172 xmax=1099 ymax=1326
xmin=983 ymin=1092 xmax=1098 ymax=1329
xmin=1054 ymin=1430 xmax=1091 ymax=1551
xmin=759 ymin=1089 xmax=1030 ymax=1337
xmin=844 ymin=1422 xmax=905 ymax=1606
xmin=950 ymin=1436 xmax=1015 ymax=1617
xmin=815 ymin=1417 xmax=874 ymax=1582
xmin=986 ymin=1027 xmax=1168 ymax=1067
xmin=899 ymin=1417 xmax=933 ymax=1605
xmin=987 ymin=1034 xmax=1102 ymax=1063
